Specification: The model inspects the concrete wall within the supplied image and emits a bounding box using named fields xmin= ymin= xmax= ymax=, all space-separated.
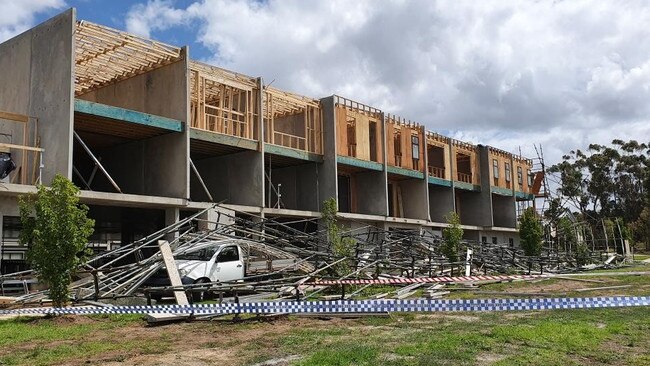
xmin=479 ymin=230 xmax=519 ymax=246
xmin=266 ymin=163 xmax=319 ymax=211
xmin=422 ymin=226 xmax=443 ymax=238
xmin=85 ymin=132 xmax=186 ymax=198
xmin=78 ymin=55 xmax=190 ymax=199
xmin=355 ymin=170 xmax=388 ymax=216
xmin=191 ymin=150 xmax=263 ymax=206
xmin=428 ymin=185 xmax=454 ymax=222
xmin=0 ymin=9 xmax=75 ymax=184
xmin=492 ymin=194 xmax=517 ymax=228
xmin=399 ymin=179 xmax=428 ymax=220
xmin=455 ymin=190 xmax=489 ymax=226
xmin=78 ymin=58 xmax=189 ymax=122
xmin=0 ymin=197 xmax=20 ymax=217
xmin=318 ymin=97 xmax=338 ymax=209
xmin=462 ymin=229 xmax=481 ymax=242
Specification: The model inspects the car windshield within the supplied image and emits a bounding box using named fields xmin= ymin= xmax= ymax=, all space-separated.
xmin=175 ymin=246 xmax=218 ymax=261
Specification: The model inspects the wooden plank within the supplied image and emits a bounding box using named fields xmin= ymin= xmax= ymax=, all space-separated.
xmin=575 ymin=285 xmax=631 ymax=292
xmin=0 ymin=111 xmax=29 ymax=123
xmin=158 ymin=240 xmax=189 ymax=306
xmin=0 ymin=143 xmax=44 ymax=152
xmin=0 ymin=296 xmax=16 ymax=304
xmin=385 ymin=122 xmax=395 ymax=166
xmin=147 ymin=240 xmax=191 ymax=323
xmin=354 ymin=111 xmax=370 ymax=161
xmin=336 ymin=106 xmax=348 ymax=156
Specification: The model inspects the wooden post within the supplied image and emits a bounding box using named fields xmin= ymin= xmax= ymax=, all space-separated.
xmin=158 ymin=240 xmax=189 ymax=305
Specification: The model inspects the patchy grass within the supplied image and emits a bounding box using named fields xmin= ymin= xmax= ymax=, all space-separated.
xmin=0 ymin=307 xmax=648 ymax=365
xmin=256 ymin=308 xmax=649 ymax=366
xmin=0 ymin=315 xmax=166 ymax=365
xmin=0 ymin=271 xmax=648 ymax=365
xmin=590 ymin=261 xmax=649 ymax=273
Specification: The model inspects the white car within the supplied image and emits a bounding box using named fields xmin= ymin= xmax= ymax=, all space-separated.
xmin=176 ymin=242 xmax=245 ymax=283
xmin=147 ymin=241 xmax=245 ymax=302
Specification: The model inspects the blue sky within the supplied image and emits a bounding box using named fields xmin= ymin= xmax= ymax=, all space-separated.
xmin=3 ymin=0 xmax=650 ymax=166
xmin=31 ymin=1 xmax=211 ymax=59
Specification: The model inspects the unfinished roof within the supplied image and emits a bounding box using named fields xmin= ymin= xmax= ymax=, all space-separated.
xmin=264 ymin=86 xmax=320 ymax=117
xmin=426 ymin=131 xmax=451 ymax=144
xmin=334 ymin=95 xmax=382 ymax=117
xmin=75 ymin=20 xmax=183 ymax=95
xmin=451 ymin=138 xmax=477 ymax=153
xmin=190 ymin=60 xmax=258 ymax=91
xmin=489 ymin=146 xmax=533 ymax=165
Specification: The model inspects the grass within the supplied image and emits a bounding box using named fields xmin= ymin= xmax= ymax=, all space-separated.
xmin=591 ymin=263 xmax=650 ymax=273
xmin=0 ymin=314 xmax=165 ymax=365
xmin=0 ymin=305 xmax=648 ymax=366
xmin=269 ymin=308 xmax=650 ymax=366
xmin=0 ymin=268 xmax=648 ymax=365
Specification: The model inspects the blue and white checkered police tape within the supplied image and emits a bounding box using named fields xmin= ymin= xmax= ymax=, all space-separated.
xmin=1 ymin=296 xmax=648 ymax=316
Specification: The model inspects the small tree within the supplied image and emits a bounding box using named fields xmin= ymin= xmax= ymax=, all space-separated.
xmin=630 ymin=207 xmax=650 ymax=252
xmin=574 ymin=242 xmax=591 ymax=267
xmin=556 ymin=216 xmax=577 ymax=252
xmin=520 ymin=207 xmax=543 ymax=257
xmin=441 ymin=212 xmax=463 ymax=263
xmin=321 ymin=198 xmax=355 ymax=276
xmin=19 ymin=175 xmax=94 ymax=307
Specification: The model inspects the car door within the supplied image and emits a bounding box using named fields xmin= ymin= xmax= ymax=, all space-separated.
xmin=212 ymin=245 xmax=244 ymax=282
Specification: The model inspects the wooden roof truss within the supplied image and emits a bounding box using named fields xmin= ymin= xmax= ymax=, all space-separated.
xmin=75 ymin=20 xmax=182 ymax=95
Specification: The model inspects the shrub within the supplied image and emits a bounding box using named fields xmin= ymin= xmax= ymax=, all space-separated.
xmin=520 ymin=207 xmax=543 ymax=257
xmin=19 ymin=175 xmax=94 ymax=307
xmin=441 ymin=212 xmax=463 ymax=263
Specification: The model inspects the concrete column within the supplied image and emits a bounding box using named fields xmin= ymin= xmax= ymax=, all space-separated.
xmin=198 ymin=207 xmax=235 ymax=231
xmin=381 ymin=113 xmax=389 ymax=217
xmin=164 ymin=207 xmax=180 ymax=241
xmin=448 ymin=140 xmax=457 ymax=212
xmin=423 ymin=127 xmax=431 ymax=221
xmin=257 ymin=77 xmax=265 ymax=208
xmin=198 ymin=208 xmax=218 ymax=231
xmin=477 ymin=145 xmax=494 ymax=227
xmin=318 ymin=96 xmax=338 ymax=210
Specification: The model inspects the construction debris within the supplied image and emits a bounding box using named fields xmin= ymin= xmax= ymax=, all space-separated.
xmin=0 ymin=203 xmax=637 ymax=314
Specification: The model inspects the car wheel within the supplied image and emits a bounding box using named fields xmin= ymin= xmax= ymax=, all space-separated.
xmin=191 ymin=278 xmax=209 ymax=303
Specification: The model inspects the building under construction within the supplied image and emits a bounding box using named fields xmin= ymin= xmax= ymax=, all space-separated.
xmin=0 ymin=9 xmax=542 ymax=274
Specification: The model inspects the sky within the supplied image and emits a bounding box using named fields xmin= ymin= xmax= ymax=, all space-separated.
xmin=1 ymin=0 xmax=650 ymax=167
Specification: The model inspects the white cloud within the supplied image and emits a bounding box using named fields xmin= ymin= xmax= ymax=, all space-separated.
xmin=0 ymin=0 xmax=66 ymax=42
xmin=125 ymin=0 xmax=650 ymax=165
xmin=125 ymin=0 xmax=186 ymax=38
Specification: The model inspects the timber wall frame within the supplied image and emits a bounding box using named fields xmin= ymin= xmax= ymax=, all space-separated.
xmin=0 ymin=9 xmax=534 ymax=237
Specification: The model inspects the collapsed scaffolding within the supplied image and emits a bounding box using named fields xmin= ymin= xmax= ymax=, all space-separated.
xmin=0 ymin=202 xmax=631 ymax=306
